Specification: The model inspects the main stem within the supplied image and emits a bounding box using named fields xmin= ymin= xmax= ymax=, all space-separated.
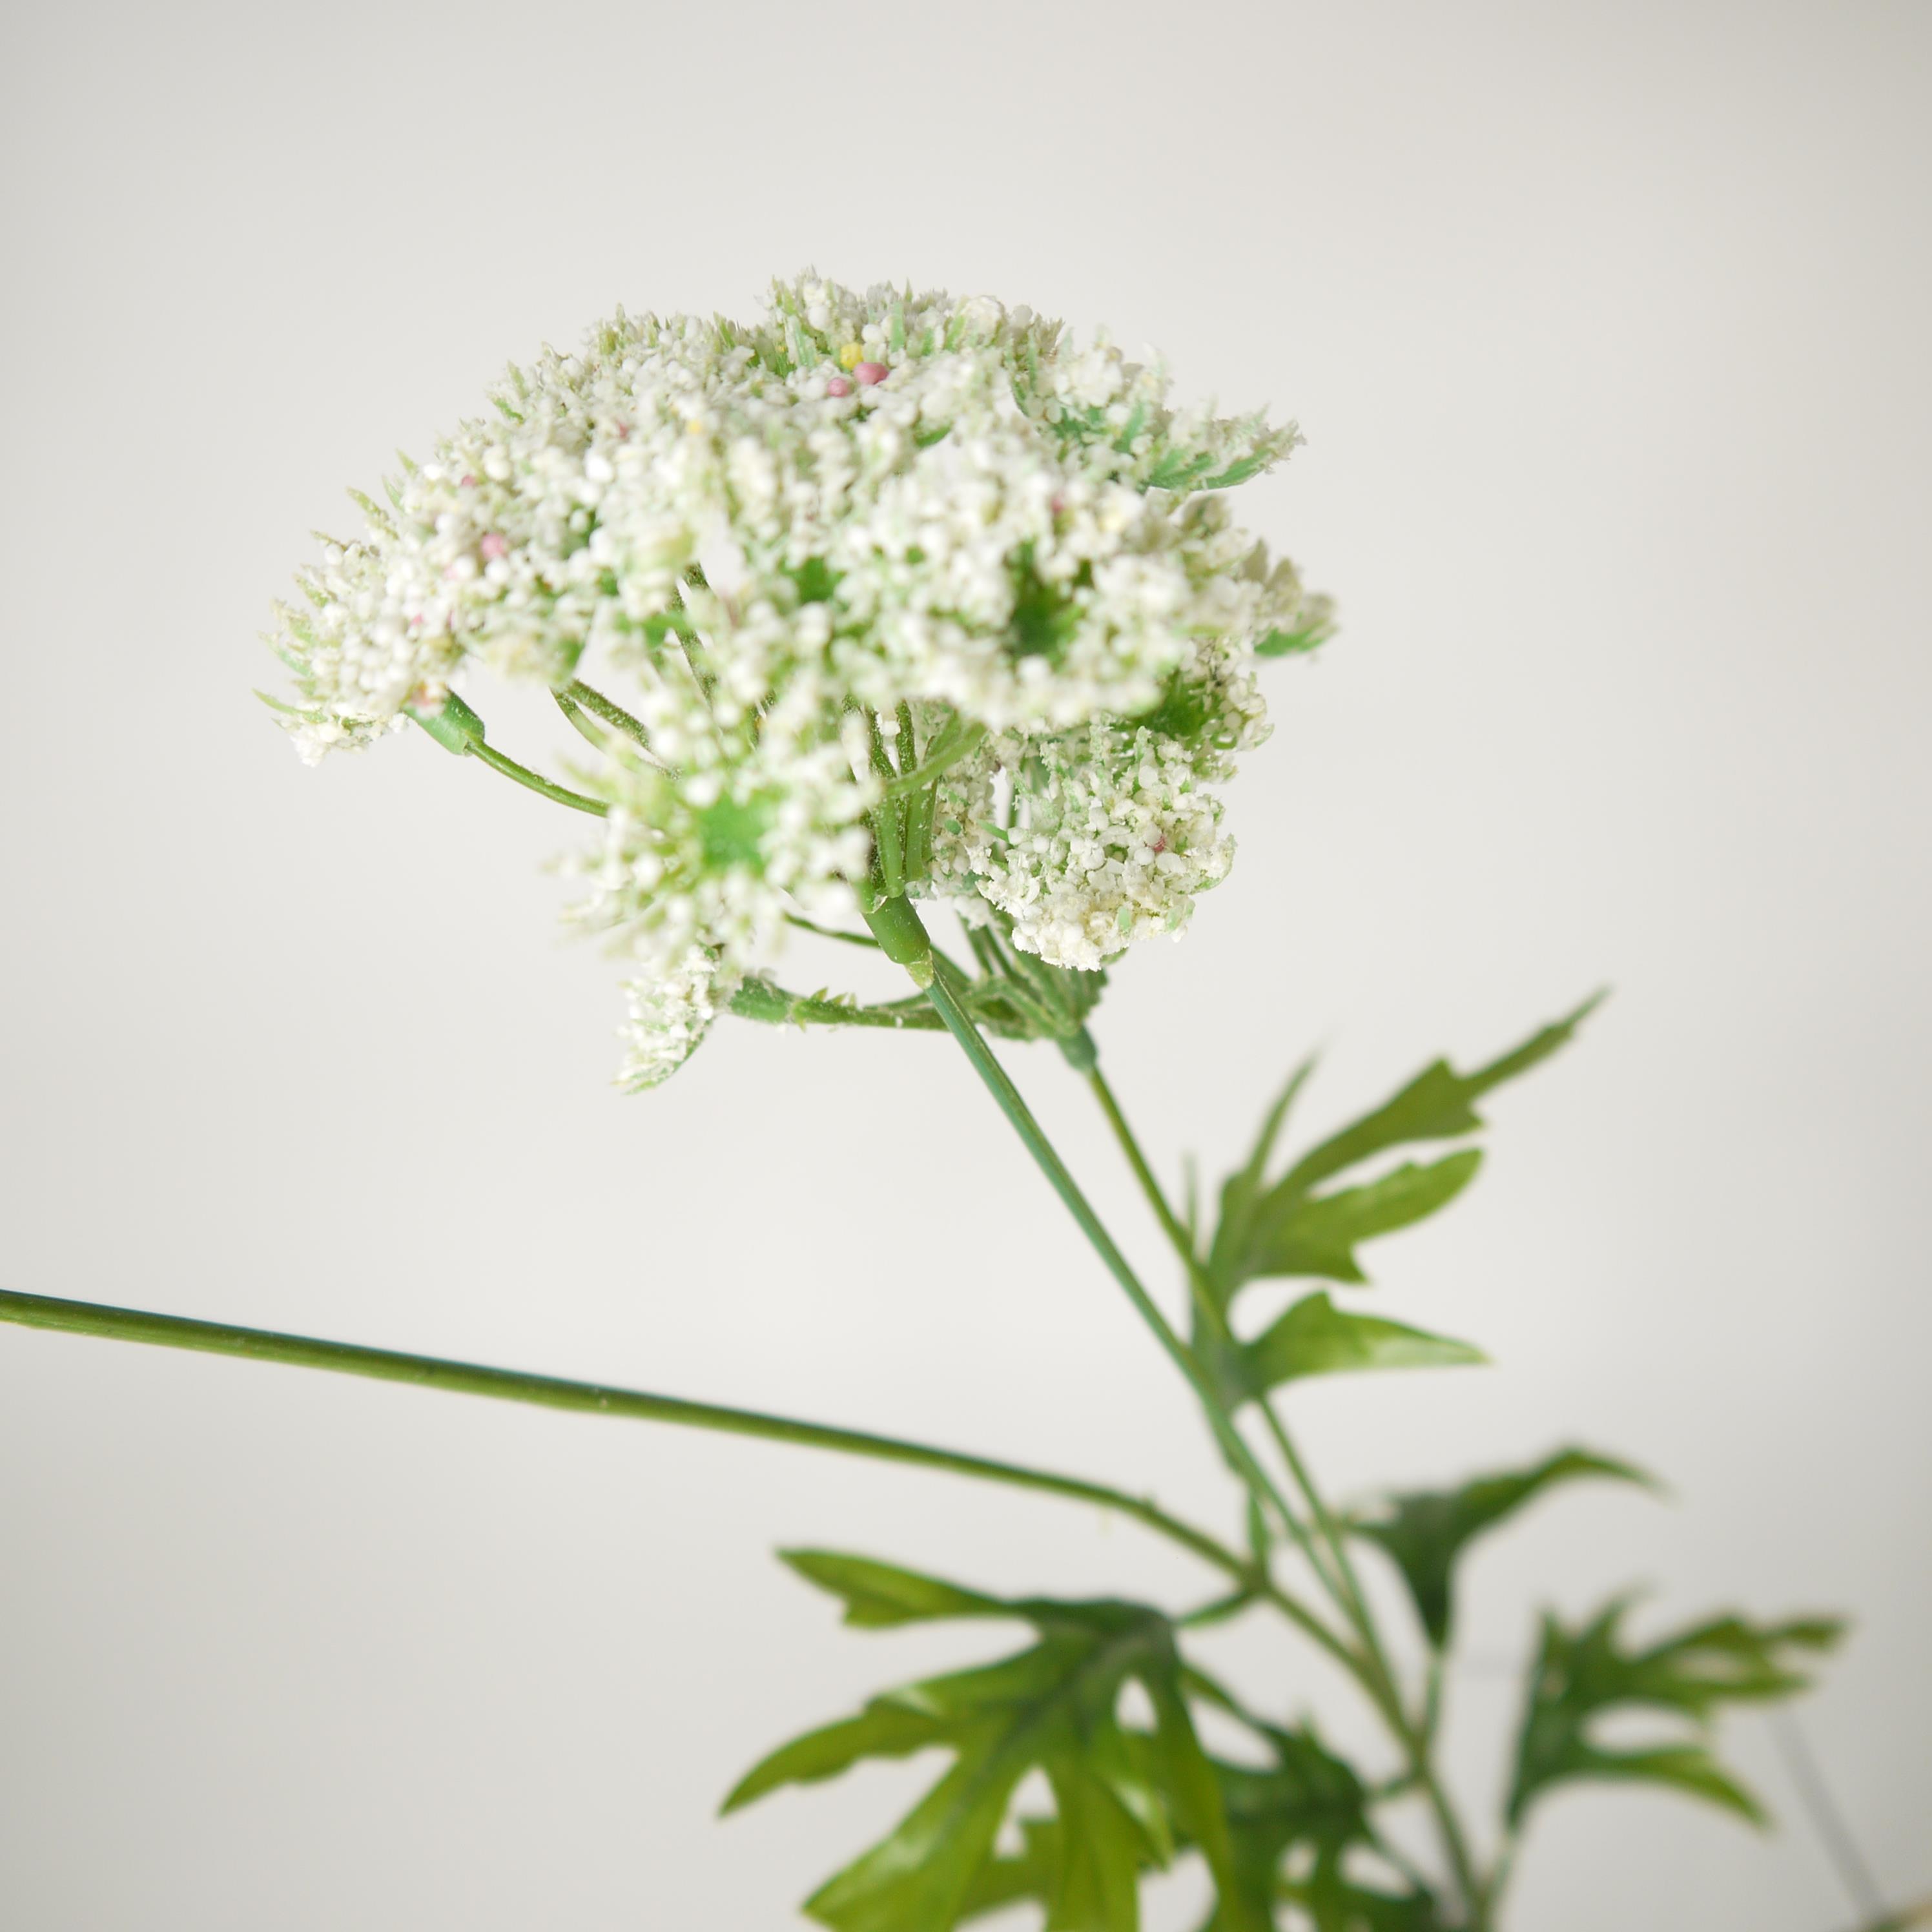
xmin=1085 ymin=1061 xmax=1489 ymax=1926
xmin=0 ymin=1288 xmax=1246 ymax=1581
xmin=896 ymin=934 xmax=1321 ymax=1574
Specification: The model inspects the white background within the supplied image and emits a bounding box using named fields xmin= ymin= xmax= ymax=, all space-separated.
xmin=1 ymin=3 xmax=1926 ymax=1926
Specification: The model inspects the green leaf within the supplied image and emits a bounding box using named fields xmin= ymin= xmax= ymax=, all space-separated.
xmin=1208 ymin=1060 xmax=1316 ymax=1304
xmin=1205 ymin=1727 xmax=1370 ymax=1928
xmin=1182 ymin=1721 xmax=1443 ymax=1932
xmin=1236 ymin=1291 xmax=1485 ymax=1399
xmin=958 ymin=1818 xmax=1067 ymax=1923
xmin=1240 ymin=1150 xmax=1483 ymax=1285
xmin=1354 ymin=1448 xmax=1654 ymax=1648
xmin=723 ymin=1700 xmax=947 ymax=1811
xmin=781 ymin=1550 xmax=1005 ymax=1627
xmin=1206 ymin=998 xmax=1602 ymax=1301
xmin=727 ymin=1556 xmax=1259 ymax=1932
xmin=1281 ymin=996 xmax=1604 ymax=1199
xmin=1280 ymin=1877 xmax=1449 ymax=1932
xmin=1508 ymin=1598 xmax=1844 ymax=1827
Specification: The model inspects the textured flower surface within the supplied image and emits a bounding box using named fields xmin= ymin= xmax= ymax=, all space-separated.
xmin=269 ymin=274 xmax=1331 ymax=1083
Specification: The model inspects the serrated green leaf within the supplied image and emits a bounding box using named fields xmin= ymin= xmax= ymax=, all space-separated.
xmin=1240 ymin=1149 xmax=1483 ymax=1285
xmin=1508 ymin=1598 xmax=1844 ymax=1827
xmin=1207 ymin=1001 xmax=1601 ymax=1302
xmin=1282 ymin=997 xmax=1604 ymax=1198
xmin=1193 ymin=1724 xmax=1413 ymax=1932
xmin=1236 ymin=1291 xmax=1484 ymax=1397
xmin=1354 ymin=1448 xmax=1654 ymax=1648
xmin=730 ymin=1556 xmax=1256 ymax=1932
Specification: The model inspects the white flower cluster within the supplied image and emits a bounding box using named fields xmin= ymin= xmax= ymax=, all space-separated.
xmin=616 ymin=948 xmax=742 ymax=1092
xmin=271 ymin=274 xmax=1330 ymax=1083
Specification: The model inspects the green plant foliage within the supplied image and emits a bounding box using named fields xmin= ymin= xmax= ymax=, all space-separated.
xmin=1201 ymin=1722 xmax=1440 ymax=1932
xmin=725 ymin=1552 xmax=1259 ymax=1932
xmin=1237 ymin=1150 xmax=1485 ymax=1287
xmin=1206 ymin=1291 xmax=1484 ymax=1408
xmin=1277 ymin=1878 xmax=1449 ymax=1932
xmin=1353 ymin=1448 xmax=1654 ymax=1648
xmin=970 ymin=1703 xmax=1445 ymax=1932
xmin=1508 ymin=1599 xmax=1844 ymax=1827
xmin=1206 ymin=998 xmax=1603 ymax=1304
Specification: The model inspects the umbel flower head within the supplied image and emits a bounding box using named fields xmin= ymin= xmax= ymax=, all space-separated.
xmin=267 ymin=274 xmax=1332 ymax=1087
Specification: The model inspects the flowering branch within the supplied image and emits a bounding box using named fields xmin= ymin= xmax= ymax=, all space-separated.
xmin=192 ymin=272 xmax=1884 ymax=1925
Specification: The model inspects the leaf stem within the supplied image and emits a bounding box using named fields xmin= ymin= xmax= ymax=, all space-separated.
xmin=1084 ymin=1056 xmax=1490 ymax=1927
xmin=0 ymin=1288 xmax=1239 ymax=1587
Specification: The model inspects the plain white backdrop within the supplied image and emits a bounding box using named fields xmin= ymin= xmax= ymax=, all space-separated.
xmin=1 ymin=3 xmax=1926 ymax=1926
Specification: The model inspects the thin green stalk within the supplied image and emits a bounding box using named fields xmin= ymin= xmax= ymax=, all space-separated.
xmin=1261 ymin=1401 xmax=1386 ymax=1643
xmin=0 ymin=1288 xmax=1232 ymax=1585
xmin=1088 ymin=1065 xmax=1344 ymax=1601
xmin=881 ymin=717 xmax=986 ymax=798
xmin=561 ymin=677 xmax=653 ymax=751
xmin=783 ymin=913 xmax=881 ymax=949
xmin=1084 ymin=1058 xmax=1490 ymax=1926
xmin=874 ymin=911 xmax=1355 ymax=1675
xmin=468 ymin=739 xmax=609 ymax=816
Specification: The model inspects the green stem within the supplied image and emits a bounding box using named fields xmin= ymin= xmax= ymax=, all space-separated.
xmin=0 ymin=1288 xmax=1238 ymax=1586
xmin=468 ymin=739 xmax=609 ymax=816
xmin=1084 ymin=1058 xmax=1490 ymax=1927
xmin=875 ymin=909 xmax=1358 ymax=1680
xmin=881 ymin=717 xmax=986 ymax=798
xmin=561 ymin=677 xmax=654 ymax=752
xmin=783 ymin=914 xmax=881 ymax=949
xmin=1088 ymin=1065 xmax=1342 ymax=1600
xmin=1087 ymin=1065 xmax=1198 ymax=1267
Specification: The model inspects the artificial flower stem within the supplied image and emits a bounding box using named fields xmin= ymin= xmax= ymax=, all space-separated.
xmin=466 ymin=739 xmax=610 ymax=816
xmin=901 ymin=920 xmax=1316 ymax=1595
xmin=561 ymin=677 xmax=653 ymax=750
xmin=1085 ymin=1058 xmax=1490 ymax=1925
xmin=1087 ymin=1063 xmax=1348 ymax=1596
xmin=0 ymin=1288 xmax=1235 ymax=1586
xmin=0 ymin=1284 xmax=1361 ymax=1681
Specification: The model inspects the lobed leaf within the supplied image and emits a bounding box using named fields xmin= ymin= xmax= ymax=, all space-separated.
xmin=1507 ymin=1597 xmax=1844 ymax=1827
xmin=1281 ymin=996 xmax=1604 ymax=1199
xmin=1224 ymin=1292 xmax=1483 ymax=1404
xmin=1353 ymin=1447 xmax=1654 ymax=1649
xmin=728 ymin=1554 xmax=1260 ymax=1932
xmin=1194 ymin=1722 xmax=1443 ymax=1932
xmin=1240 ymin=1151 xmax=1483 ymax=1286
xmin=1206 ymin=998 xmax=1602 ymax=1302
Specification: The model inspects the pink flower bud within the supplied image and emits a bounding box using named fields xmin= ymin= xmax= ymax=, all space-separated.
xmin=458 ymin=474 xmax=477 ymax=488
xmin=479 ymin=532 xmax=508 ymax=560
xmin=853 ymin=361 xmax=889 ymax=386
xmin=825 ymin=376 xmax=851 ymax=398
